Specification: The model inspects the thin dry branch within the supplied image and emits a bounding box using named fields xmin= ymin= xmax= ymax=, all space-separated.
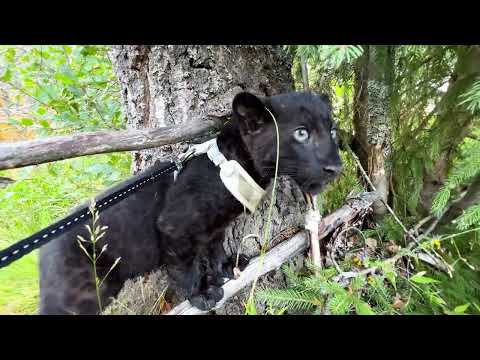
xmin=345 ymin=144 xmax=451 ymax=274
xmin=0 ymin=116 xmax=225 ymax=170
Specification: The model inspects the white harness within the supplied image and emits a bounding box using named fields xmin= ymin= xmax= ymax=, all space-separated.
xmin=177 ymin=138 xmax=266 ymax=213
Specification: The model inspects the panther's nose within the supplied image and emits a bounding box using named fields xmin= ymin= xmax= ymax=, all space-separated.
xmin=323 ymin=164 xmax=342 ymax=176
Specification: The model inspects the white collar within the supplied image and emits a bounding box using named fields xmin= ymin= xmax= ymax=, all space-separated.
xmin=180 ymin=138 xmax=266 ymax=213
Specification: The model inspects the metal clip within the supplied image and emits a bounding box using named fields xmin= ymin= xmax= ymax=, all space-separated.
xmin=173 ymin=157 xmax=184 ymax=183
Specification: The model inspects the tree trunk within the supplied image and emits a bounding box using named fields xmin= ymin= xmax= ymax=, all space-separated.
xmin=106 ymin=45 xmax=306 ymax=314
xmin=353 ymin=46 xmax=394 ymax=217
xmin=300 ymin=54 xmax=309 ymax=91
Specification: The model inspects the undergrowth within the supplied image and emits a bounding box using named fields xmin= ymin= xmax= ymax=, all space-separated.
xmin=0 ymin=153 xmax=131 ymax=314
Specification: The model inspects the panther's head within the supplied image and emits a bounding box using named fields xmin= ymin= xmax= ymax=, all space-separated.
xmin=232 ymin=91 xmax=342 ymax=194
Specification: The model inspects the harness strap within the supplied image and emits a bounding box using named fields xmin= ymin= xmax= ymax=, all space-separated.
xmin=207 ymin=139 xmax=266 ymax=213
xmin=178 ymin=137 xmax=266 ymax=213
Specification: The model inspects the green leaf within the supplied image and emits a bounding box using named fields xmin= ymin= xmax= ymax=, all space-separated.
xmin=244 ymin=298 xmax=257 ymax=315
xmin=411 ymin=271 xmax=440 ymax=284
xmin=80 ymin=46 xmax=97 ymax=57
xmin=20 ymin=118 xmax=34 ymax=126
xmin=431 ymin=294 xmax=447 ymax=306
xmin=37 ymin=107 xmax=47 ymax=115
xmin=63 ymin=45 xmax=72 ymax=55
xmin=385 ymin=271 xmax=397 ymax=290
xmin=54 ymin=72 xmax=74 ymax=85
xmin=5 ymin=48 xmax=16 ymax=62
xmin=355 ymin=301 xmax=375 ymax=315
xmin=454 ymin=304 xmax=470 ymax=314
xmin=0 ymin=68 xmax=12 ymax=82
xmin=39 ymin=120 xmax=50 ymax=128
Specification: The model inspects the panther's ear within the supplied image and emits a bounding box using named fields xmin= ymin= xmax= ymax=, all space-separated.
xmin=232 ymin=92 xmax=271 ymax=133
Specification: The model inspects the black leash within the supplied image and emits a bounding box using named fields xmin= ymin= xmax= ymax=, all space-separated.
xmin=0 ymin=162 xmax=179 ymax=269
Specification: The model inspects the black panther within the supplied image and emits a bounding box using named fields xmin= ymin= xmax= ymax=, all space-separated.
xmin=39 ymin=91 xmax=342 ymax=314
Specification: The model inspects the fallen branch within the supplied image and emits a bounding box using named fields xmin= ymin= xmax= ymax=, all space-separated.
xmin=167 ymin=191 xmax=380 ymax=315
xmin=0 ymin=116 xmax=225 ymax=170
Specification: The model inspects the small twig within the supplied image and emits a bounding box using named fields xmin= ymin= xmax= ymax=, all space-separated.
xmin=347 ymin=144 xmax=414 ymax=241
xmin=411 ymin=215 xmax=434 ymax=237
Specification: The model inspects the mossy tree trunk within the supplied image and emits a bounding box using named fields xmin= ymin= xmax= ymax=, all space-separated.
xmin=353 ymin=45 xmax=395 ymax=218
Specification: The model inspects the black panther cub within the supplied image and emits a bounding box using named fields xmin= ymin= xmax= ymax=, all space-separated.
xmin=39 ymin=91 xmax=342 ymax=314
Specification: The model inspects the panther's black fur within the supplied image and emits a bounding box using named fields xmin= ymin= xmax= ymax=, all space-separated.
xmin=39 ymin=91 xmax=342 ymax=314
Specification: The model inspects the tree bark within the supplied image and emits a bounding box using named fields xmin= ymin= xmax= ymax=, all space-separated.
xmin=107 ymin=45 xmax=299 ymax=314
xmin=353 ymin=46 xmax=394 ymax=217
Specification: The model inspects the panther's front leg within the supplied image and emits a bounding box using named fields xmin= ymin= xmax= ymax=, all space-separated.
xmin=207 ymin=235 xmax=250 ymax=281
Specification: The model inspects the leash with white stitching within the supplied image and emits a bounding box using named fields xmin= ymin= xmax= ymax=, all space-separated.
xmin=0 ymin=161 xmax=179 ymax=269
xmin=0 ymin=134 xmax=268 ymax=269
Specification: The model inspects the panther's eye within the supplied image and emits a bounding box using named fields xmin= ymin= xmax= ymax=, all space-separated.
xmin=293 ymin=127 xmax=309 ymax=143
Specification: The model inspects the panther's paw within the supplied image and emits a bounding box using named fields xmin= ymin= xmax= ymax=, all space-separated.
xmin=189 ymin=285 xmax=224 ymax=311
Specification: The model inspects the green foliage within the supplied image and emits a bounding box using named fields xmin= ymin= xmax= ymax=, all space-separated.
xmin=296 ymin=45 xmax=364 ymax=71
xmin=456 ymin=204 xmax=480 ymax=230
xmin=257 ymin=287 xmax=320 ymax=312
xmin=257 ymin=263 xmax=397 ymax=315
xmin=0 ymin=153 xmax=131 ymax=314
xmin=459 ymin=80 xmax=480 ymax=114
xmin=431 ymin=141 xmax=480 ymax=225
xmin=0 ymin=45 xmax=124 ymax=134
xmin=258 ymin=251 xmax=480 ymax=315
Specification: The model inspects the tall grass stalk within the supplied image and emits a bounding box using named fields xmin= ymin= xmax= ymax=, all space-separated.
xmin=76 ymin=199 xmax=121 ymax=313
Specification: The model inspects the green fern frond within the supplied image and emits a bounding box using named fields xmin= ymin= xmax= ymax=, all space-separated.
xmin=257 ymin=288 xmax=320 ymax=312
xmin=302 ymin=275 xmax=330 ymax=294
xmin=326 ymin=293 xmax=352 ymax=315
xmin=456 ymin=204 xmax=480 ymax=230
xmin=431 ymin=186 xmax=451 ymax=217
xmin=281 ymin=264 xmax=301 ymax=288
xmin=431 ymin=146 xmax=480 ymax=216
xmin=446 ymin=156 xmax=480 ymax=189
xmin=459 ymin=80 xmax=480 ymax=114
